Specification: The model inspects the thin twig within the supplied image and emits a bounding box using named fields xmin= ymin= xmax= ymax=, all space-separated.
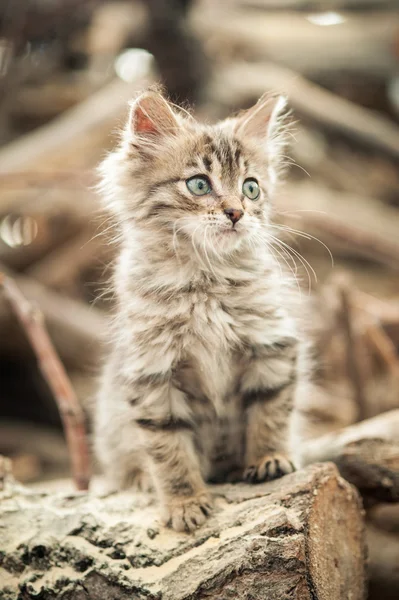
xmin=338 ymin=278 xmax=368 ymax=422
xmin=365 ymin=323 xmax=399 ymax=377
xmin=0 ymin=273 xmax=91 ymax=490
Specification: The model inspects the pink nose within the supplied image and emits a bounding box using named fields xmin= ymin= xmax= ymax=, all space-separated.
xmin=224 ymin=208 xmax=243 ymax=224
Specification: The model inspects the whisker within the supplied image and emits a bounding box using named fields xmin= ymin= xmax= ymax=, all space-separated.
xmin=268 ymin=235 xmax=316 ymax=293
xmin=271 ymin=223 xmax=334 ymax=267
xmin=279 ymin=155 xmax=311 ymax=178
xmin=253 ymin=231 xmax=302 ymax=295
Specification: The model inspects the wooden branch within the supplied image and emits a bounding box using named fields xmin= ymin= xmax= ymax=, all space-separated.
xmin=0 ymin=73 xmax=152 ymax=173
xmin=299 ymin=410 xmax=399 ymax=501
xmin=0 ymin=274 xmax=91 ymax=490
xmin=365 ymin=323 xmax=399 ymax=376
xmin=0 ymin=265 xmax=106 ymax=369
xmin=0 ymin=463 xmax=366 ymax=599
xmin=276 ymin=182 xmax=399 ymax=270
xmin=353 ymin=289 xmax=399 ymax=325
xmin=338 ymin=279 xmax=368 ymax=421
xmin=211 ymin=62 xmax=399 ymax=158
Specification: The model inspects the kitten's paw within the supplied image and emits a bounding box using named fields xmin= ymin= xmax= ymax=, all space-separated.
xmin=244 ymin=453 xmax=296 ymax=484
xmin=162 ymin=493 xmax=213 ymax=533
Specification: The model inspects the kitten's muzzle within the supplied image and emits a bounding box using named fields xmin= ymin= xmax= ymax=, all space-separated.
xmin=224 ymin=208 xmax=243 ymax=225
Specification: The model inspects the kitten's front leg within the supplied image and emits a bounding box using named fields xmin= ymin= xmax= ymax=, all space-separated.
xmin=134 ymin=382 xmax=213 ymax=532
xmin=241 ymin=340 xmax=298 ymax=483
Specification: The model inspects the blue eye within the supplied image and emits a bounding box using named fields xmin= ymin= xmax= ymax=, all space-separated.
xmin=186 ymin=176 xmax=211 ymax=196
xmin=242 ymin=178 xmax=260 ymax=200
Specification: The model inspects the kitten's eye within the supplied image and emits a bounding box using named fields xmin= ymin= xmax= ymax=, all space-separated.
xmin=242 ymin=178 xmax=260 ymax=201
xmin=186 ymin=176 xmax=211 ymax=196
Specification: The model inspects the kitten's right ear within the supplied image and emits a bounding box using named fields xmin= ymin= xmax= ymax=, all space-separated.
xmin=128 ymin=91 xmax=179 ymax=139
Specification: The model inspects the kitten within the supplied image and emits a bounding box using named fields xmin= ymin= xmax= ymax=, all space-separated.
xmin=94 ymin=90 xmax=309 ymax=532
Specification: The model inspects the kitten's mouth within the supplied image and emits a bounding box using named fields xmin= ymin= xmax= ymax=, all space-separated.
xmin=219 ymin=227 xmax=241 ymax=236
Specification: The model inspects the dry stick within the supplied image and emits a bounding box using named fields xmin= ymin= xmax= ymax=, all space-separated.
xmin=366 ymin=322 xmax=399 ymax=377
xmin=338 ymin=281 xmax=368 ymax=422
xmin=353 ymin=289 xmax=399 ymax=324
xmin=0 ymin=273 xmax=91 ymax=490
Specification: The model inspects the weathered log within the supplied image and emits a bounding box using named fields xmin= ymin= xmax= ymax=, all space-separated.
xmin=0 ymin=463 xmax=366 ymax=600
xmin=299 ymin=410 xmax=399 ymax=502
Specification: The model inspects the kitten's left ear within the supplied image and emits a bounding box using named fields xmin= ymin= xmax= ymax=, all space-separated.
xmin=234 ymin=94 xmax=287 ymax=144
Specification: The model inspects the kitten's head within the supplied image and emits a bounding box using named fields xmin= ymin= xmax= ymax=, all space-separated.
xmin=100 ymin=89 xmax=289 ymax=258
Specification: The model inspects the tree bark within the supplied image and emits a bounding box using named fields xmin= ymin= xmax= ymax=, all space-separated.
xmin=0 ymin=463 xmax=366 ymax=599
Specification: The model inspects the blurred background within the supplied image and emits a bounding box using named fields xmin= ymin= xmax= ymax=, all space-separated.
xmin=0 ymin=0 xmax=399 ymax=597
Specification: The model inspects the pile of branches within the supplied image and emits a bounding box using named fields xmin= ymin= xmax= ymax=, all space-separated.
xmin=0 ymin=1 xmax=399 ymax=598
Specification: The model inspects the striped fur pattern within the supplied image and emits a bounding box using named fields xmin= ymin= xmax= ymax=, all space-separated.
xmin=94 ymin=90 xmax=310 ymax=532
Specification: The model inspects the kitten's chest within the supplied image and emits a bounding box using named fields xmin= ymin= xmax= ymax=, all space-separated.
xmin=178 ymin=289 xmax=251 ymax=408
xmin=183 ymin=318 xmax=236 ymax=409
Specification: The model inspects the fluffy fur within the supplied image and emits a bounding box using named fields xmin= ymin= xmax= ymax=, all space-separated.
xmin=94 ymin=90 xmax=310 ymax=532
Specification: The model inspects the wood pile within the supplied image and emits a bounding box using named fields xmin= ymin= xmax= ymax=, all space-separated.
xmin=0 ymin=1 xmax=399 ymax=598
xmin=1 ymin=464 xmax=366 ymax=599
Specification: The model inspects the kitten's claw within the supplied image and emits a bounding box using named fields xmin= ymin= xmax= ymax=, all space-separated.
xmin=162 ymin=493 xmax=213 ymax=533
xmin=244 ymin=453 xmax=295 ymax=484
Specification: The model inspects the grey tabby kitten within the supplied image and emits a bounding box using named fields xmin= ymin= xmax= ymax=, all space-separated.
xmin=94 ymin=90 xmax=309 ymax=532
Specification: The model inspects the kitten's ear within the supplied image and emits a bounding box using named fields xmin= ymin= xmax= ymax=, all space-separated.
xmin=235 ymin=94 xmax=288 ymax=190
xmin=128 ymin=91 xmax=179 ymax=139
xmin=234 ymin=94 xmax=287 ymax=143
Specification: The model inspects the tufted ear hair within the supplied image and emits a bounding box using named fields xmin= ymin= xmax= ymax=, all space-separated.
xmin=234 ymin=94 xmax=287 ymax=143
xmin=128 ymin=91 xmax=180 ymax=139
xmin=234 ymin=94 xmax=288 ymax=190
